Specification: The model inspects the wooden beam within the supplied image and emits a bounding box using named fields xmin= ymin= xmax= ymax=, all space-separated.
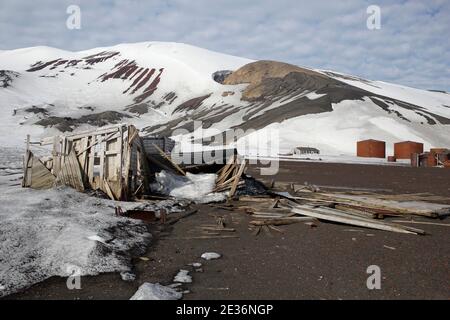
xmin=40 ymin=136 xmax=57 ymax=146
xmin=99 ymin=136 xmax=106 ymax=180
xmin=392 ymin=220 xmax=450 ymax=227
xmin=58 ymin=124 xmax=124 ymax=140
xmin=22 ymin=150 xmax=32 ymax=187
xmin=87 ymin=135 xmax=96 ymax=183
xmin=152 ymin=143 xmax=186 ymax=175
xmin=76 ymin=131 xmax=119 ymax=156
xmin=103 ymin=178 xmax=116 ymax=200
xmin=118 ymin=125 xmax=124 ymax=200
xmin=216 ymin=160 xmax=236 ymax=185
xmin=229 ymin=159 xmax=246 ymax=197
xmin=55 ymin=149 xmax=84 ymax=192
xmin=250 ymin=217 xmax=316 ymax=226
xmin=291 ymin=206 xmax=424 ymax=235
xmin=216 ymin=154 xmax=235 ymax=177
xmin=77 ymin=137 xmax=89 ymax=182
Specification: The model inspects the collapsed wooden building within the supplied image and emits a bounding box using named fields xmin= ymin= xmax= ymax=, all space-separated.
xmin=23 ymin=124 xmax=150 ymax=200
xmin=22 ymin=123 xmax=247 ymax=200
xmin=20 ymin=125 xmax=450 ymax=238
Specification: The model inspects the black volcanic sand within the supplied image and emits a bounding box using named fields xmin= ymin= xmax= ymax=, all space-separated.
xmin=4 ymin=161 xmax=450 ymax=300
xmin=248 ymin=160 xmax=450 ymax=198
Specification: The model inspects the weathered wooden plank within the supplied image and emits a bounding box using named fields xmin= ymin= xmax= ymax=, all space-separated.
xmin=52 ymin=136 xmax=61 ymax=176
xmin=334 ymin=204 xmax=378 ymax=219
xmin=152 ymin=143 xmax=186 ymax=175
xmin=118 ymin=125 xmax=124 ymax=200
xmin=40 ymin=136 xmax=57 ymax=146
xmin=22 ymin=150 xmax=32 ymax=187
xmin=76 ymin=130 xmax=119 ymax=156
xmin=87 ymin=135 xmax=96 ymax=183
xmin=103 ymin=178 xmax=116 ymax=200
xmin=216 ymin=154 xmax=235 ymax=177
xmin=55 ymin=149 xmax=84 ymax=192
xmin=24 ymin=152 xmax=56 ymax=189
xmin=121 ymin=127 xmax=134 ymax=200
xmin=392 ymin=220 xmax=450 ymax=227
xmin=61 ymin=137 xmax=67 ymax=167
xmin=59 ymin=124 xmax=124 ymax=141
xmin=77 ymin=137 xmax=89 ymax=172
xmin=216 ymin=166 xmax=240 ymax=188
xmin=105 ymin=150 xmax=119 ymax=156
xmin=250 ymin=217 xmax=316 ymax=226
xmin=214 ymin=180 xmax=244 ymax=192
xmin=99 ymin=136 xmax=106 ymax=180
xmin=291 ymin=205 xmax=424 ymax=235
xmin=67 ymin=148 xmax=81 ymax=189
xmin=216 ymin=160 xmax=236 ymax=185
xmin=229 ymin=159 xmax=246 ymax=197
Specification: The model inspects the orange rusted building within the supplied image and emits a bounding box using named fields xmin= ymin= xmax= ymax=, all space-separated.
xmin=394 ymin=141 xmax=423 ymax=159
xmin=428 ymin=148 xmax=450 ymax=166
xmin=410 ymin=148 xmax=450 ymax=167
xmin=357 ymin=139 xmax=386 ymax=158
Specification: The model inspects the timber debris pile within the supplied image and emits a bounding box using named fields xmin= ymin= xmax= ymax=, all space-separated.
xmin=237 ymin=189 xmax=450 ymax=236
xmin=21 ymin=123 xmax=450 ymax=236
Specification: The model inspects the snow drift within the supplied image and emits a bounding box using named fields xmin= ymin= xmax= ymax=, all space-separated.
xmin=0 ymin=148 xmax=154 ymax=297
xmin=0 ymin=187 xmax=151 ymax=298
xmin=151 ymin=170 xmax=227 ymax=203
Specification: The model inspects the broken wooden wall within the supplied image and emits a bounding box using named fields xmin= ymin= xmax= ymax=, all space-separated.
xmin=22 ymin=150 xmax=56 ymax=189
xmin=23 ymin=124 xmax=151 ymax=200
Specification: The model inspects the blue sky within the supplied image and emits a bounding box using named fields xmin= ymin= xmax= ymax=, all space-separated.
xmin=0 ymin=0 xmax=449 ymax=91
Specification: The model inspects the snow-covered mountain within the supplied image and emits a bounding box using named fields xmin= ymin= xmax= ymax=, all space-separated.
xmin=1 ymin=41 xmax=449 ymax=155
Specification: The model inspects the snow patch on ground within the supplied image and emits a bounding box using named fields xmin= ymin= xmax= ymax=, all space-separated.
xmin=151 ymin=170 xmax=227 ymax=203
xmin=120 ymin=271 xmax=136 ymax=282
xmin=0 ymin=147 xmax=153 ymax=298
xmin=129 ymin=282 xmax=182 ymax=300
xmin=0 ymin=186 xmax=152 ymax=298
xmin=189 ymin=262 xmax=202 ymax=268
xmin=173 ymin=269 xmax=192 ymax=283
xmin=201 ymin=252 xmax=221 ymax=260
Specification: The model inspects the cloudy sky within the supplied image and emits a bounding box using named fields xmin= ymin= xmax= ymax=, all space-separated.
xmin=0 ymin=0 xmax=449 ymax=91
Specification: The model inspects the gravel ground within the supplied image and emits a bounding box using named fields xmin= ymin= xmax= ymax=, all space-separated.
xmin=5 ymin=160 xmax=450 ymax=300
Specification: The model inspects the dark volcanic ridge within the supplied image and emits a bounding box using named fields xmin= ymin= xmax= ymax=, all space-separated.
xmin=25 ymin=51 xmax=165 ymax=104
xmin=35 ymin=111 xmax=131 ymax=132
xmin=0 ymin=70 xmax=20 ymax=88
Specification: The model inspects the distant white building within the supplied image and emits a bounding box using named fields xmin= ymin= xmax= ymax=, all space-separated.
xmin=293 ymin=146 xmax=320 ymax=155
